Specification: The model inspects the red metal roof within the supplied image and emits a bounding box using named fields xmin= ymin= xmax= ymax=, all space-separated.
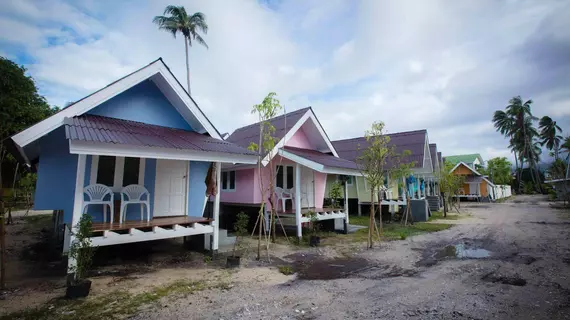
xmin=64 ymin=115 xmax=256 ymax=156
xmin=282 ymin=146 xmax=359 ymax=171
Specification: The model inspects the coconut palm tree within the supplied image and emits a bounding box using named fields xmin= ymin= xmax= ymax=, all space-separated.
xmin=153 ymin=5 xmax=208 ymax=95
xmin=539 ymin=116 xmax=563 ymax=160
xmin=493 ymin=96 xmax=541 ymax=193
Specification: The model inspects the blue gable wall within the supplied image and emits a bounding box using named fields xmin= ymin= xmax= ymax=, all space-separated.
xmin=34 ymin=128 xmax=78 ymax=223
xmin=188 ymin=161 xmax=210 ymax=217
xmin=88 ymin=79 xmax=192 ymax=131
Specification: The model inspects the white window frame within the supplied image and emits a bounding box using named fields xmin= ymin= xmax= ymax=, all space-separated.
xmin=90 ymin=155 xmax=145 ymax=192
xmin=276 ymin=165 xmax=294 ymax=189
xmin=222 ymin=170 xmax=236 ymax=192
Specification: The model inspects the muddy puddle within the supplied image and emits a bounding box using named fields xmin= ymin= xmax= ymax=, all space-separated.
xmin=418 ymin=239 xmax=494 ymax=267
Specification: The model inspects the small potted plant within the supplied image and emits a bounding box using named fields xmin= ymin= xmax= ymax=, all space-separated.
xmin=227 ymin=212 xmax=249 ymax=268
xmin=66 ymin=214 xmax=95 ymax=299
xmin=308 ymin=211 xmax=320 ymax=247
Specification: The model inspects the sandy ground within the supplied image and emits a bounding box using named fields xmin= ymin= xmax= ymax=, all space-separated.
xmin=130 ymin=195 xmax=570 ymax=320
xmin=2 ymin=195 xmax=569 ymax=319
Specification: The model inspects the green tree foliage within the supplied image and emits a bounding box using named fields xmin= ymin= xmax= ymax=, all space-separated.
xmin=328 ymin=181 xmax=343 ymax=208
xmin=248 ymin=92 xmax=282 ymax=258
xmin=0 ymin=57 xmax=58 ymax=195
xmin=438 ymin=161 xmax=465 ymax=216
xmin=547 ymin=159 xmax=568 ymax=180
xmin=539 ymin=116 xmax=563 ymax=160
xmin=358 ymin=121 xmax=412 ymax=248
xmin=153 ymin=5 xmax=208 ymax=95
xmin=492 ymin=96 xmax=542 ymax=193
xmin=486 ymin=157 xmax=513 ymax=185
xmin=232 ymin=212 xmax=249 ymax=258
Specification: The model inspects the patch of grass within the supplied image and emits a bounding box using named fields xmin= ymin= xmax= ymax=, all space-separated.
xmin=348 ymin=215 xmax=369 ymax=226
xmin=22 ymin=214 xmax=52 ymax=226
xmin=399 ymin=232 xmax=407 ymax=240
xmin=0 ymin=279 xmax=209 ymax=320
xmin=278 ymin=265 xmax=294 ymax=275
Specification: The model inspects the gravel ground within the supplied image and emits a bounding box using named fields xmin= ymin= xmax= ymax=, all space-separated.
xmin=133 ymin=195 xmax=570 ymax=320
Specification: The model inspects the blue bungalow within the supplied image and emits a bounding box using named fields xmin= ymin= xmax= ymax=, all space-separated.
xmin=8 ymin=58 xmax=257 ymax=275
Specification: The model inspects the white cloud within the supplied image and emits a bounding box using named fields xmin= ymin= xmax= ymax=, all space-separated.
xmin=1 ymin=0 xmax=569 ymax=164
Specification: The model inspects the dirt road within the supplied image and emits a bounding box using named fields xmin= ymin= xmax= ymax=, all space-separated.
xmin=134 ymin=195 xmax=570 ymax=320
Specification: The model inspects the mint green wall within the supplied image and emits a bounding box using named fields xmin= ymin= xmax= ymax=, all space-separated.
xmin=324 ymin=174 xmax=358 ymax=199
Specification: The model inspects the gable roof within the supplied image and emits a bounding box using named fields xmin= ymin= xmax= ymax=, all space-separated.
xmin=227 ymin=107 xmax=309 ymax=149
xmin=429 ymin=143 xmax=439 ymax=172
xmin=226 ymin=107 xmax=339 ymax=165
xmin=449 ymin=161 xmax=495 ymax=186
xmin=11 ymin=58 xmax=222 ymax=150
xmin=332 ymin=129 xmax=428 ymax=169
xmin=445 ymin=153 xmax=484 ymax=165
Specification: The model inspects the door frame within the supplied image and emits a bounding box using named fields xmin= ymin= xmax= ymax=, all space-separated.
xmin=153 ymin=159 xmax=189 ymax=217
xmin=300 ymin=165 xmax=315 ymax=208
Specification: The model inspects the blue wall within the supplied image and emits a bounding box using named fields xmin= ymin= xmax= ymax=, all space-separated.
xmin=88 ymin=80 xmax=192 ymax=131
xmin=188 ymin=161 xmax=210 ymax=217
xmin=34 ymin=128 xmax=78 ymax=223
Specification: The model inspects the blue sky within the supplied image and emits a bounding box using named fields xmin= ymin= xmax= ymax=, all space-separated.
xmin=1 ymin=0 xmax=569 ymax=163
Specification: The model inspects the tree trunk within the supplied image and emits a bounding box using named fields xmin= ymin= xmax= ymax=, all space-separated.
xmin=369 ymin=188 xmax=374 ymax=249
xmin=377 ymin=190 xmax=383 ymax=235
xmin=519 ymin=158 xmax=525 ymax=193
xmin=184 ymin=37 xmax=191 ymax=95
xmin=442 ymin=192 xmax=447 ymax=217
xmin=513 ymin=152 xmax=519 ymax=193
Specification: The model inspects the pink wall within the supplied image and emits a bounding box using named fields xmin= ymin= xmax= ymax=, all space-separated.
xmin=285 ymin=127 xmax=313 ymax=149
xmin=314 ymin=171 xmax=327 ymax=208
xmin=220 ymin=168 xmax=255 ymax=203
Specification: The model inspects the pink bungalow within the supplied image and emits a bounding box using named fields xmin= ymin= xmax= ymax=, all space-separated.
xmin=220 ymin=107 xmax=362 ymax=239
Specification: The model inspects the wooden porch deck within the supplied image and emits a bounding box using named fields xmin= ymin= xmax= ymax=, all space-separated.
xmin=91 ymin=216 xmax=212 ymax=232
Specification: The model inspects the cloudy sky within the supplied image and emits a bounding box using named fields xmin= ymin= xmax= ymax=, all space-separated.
xmin=1 ymin=0 xmax=569 ymax=163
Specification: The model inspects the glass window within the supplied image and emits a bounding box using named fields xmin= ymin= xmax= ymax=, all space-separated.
xmin=276 ymin=166 xmax=284 ymax=188
xmin=222 ymin=172 xmax=228 ymax=190
xmin=229 ymin=171 xmax=236 ymax=190
xmin=286 ymin=166 xmax=294 ymax=188
xmin=96 ymin=156 xmax=115 ymax=186
xmin=122 ymin=157 xmax=140 ymax=186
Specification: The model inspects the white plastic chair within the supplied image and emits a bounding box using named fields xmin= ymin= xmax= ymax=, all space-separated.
xmin=83 ymin=184 xmax=114 ymax=223
xmin=120 ymin=185 xmax=150 ymax=223
xmin=275 ymin=187 xmax=295 ymax=212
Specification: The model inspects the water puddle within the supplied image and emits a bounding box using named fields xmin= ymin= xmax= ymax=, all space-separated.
xmin=437 ymin=244 xmax=492 ymax=259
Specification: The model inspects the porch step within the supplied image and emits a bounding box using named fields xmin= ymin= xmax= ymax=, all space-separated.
xmin=426 ymin=196 xmax=441 ymax=212
xmin=218 ymin=228 xmax=236 ymax=246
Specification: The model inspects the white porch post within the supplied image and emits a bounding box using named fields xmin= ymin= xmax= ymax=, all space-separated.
xmin=212 ymin=162 xmax=221 ymax=251
xmin=344 ymin=179 xmax=349 ymax=234
xmin=68 ymin=154 xmax=86 ymax=280
xmin=295 ymin=163 xmax=302 ymax=240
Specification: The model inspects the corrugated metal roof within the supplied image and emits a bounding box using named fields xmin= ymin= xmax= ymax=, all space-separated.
xmin=226 ymin=107 xmax=310 ymax=149
xmin=64 ymin=115 xmax=256 ymax=156
xmin=332 ymin=130 xmax=427 ymax=169
xmin=282 ymin=146 xmax=359 ymax=170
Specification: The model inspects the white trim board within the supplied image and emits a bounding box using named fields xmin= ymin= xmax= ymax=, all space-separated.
xmin=69 ymin=140 xmax=258 ymax=164
xmin=277 ymin=149 xmax=362 ymax=176
xmin=11 ymin=59 xmax=221 ymax=150
xmin=261 ymin=109 xmax=339 ymax=166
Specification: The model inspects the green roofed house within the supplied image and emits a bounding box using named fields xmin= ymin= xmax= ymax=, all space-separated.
xmin=444 ymin=154 xmax=484 ymax=170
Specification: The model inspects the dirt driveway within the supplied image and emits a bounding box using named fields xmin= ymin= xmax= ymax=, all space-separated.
xmin=132 ymin=195 xmax=570 ymax=320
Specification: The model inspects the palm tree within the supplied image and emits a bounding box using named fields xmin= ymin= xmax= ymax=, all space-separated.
xmin=539 ymin=116 xmax=563 ymax=160
xmin=153 ymin=5 xmax=208 ymax=95
xmin=493 ymin=96 xmax=541 ymax=193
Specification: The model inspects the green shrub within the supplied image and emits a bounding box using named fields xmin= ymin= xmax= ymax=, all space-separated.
xmin=399 ymin=232 xmax=407 ymax=240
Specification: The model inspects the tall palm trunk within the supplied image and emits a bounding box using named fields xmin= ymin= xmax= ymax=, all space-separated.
xmin=513 ymin=152 xmax=519 ymax=193
xmin=184 ymin=37 xmax=191 ymax=95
